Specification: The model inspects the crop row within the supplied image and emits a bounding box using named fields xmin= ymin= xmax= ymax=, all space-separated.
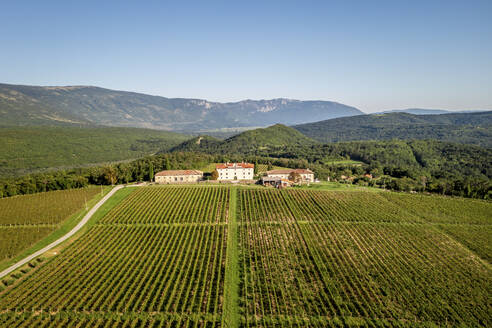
xmin=0 ymin=226 xmax=56 ymax=262
xmin=238 ymin=189 xmax=425 ymax=223
xmin=99 ymin=186 xmax=230 ymax=224
xmin=437 ymin=224 xmax=492 ymax=262
xmin=380 ymin=192 xmax=492 ymax=224
xmin=0 ymin=186 xmax=101 ymax=225
xmin=0 ymin=224 xmax=227 ymax=316
xmin=0 ymin=312 xmax=220 ymax=328
xmin=239 ymin=218 xmax=491 ymax=326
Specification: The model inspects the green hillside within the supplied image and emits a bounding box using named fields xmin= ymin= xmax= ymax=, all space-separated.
xmin=293 ymin=111 xmax=492 ymax=148
xmin=171 ymin=124 xmax=317 ymax=154
xmin=0 ymin=125 xmax=189 ymax=177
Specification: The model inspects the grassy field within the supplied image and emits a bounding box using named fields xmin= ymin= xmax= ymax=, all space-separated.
xmin=0 ymin=186 xmax=490 ymax=327
xmin=0 ymin=187 xmax=105 ymax=267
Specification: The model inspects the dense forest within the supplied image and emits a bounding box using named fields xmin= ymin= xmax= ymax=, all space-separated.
xmin=0 ymin=125 xmax=188 ymax=176
xmin=293 ymin=111 xmax=492 ymax=148
xmin=1 ymin=121 xmax=491 ymax=200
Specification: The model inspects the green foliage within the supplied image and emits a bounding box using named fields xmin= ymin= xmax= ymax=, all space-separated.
xmin=170 ymin=124 xmax=317 ymax=154
xmin=0 ymin=187 xmax=101 ymax=264
xmin=0 ymin=125 xmax=189 ymax=177
xmin=236 ymin=188 xmax=491 ymax=326
xmin=0 ymin=187 xmax=100 ymax=225
xmin=294 ymin=111 xmax=492 ymax=148
xmin=0 ymin=187 xmax=490 ymax=326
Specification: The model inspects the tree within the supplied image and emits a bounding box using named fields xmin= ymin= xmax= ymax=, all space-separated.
xmin=267 ymin=162 xmax=273 ymax=171
xmin=164 ymin=157 xmax=171 ymax=170
xmin=149 ymin=162 xmax=154 ymax=182
xmin=254 ymin=159 xmax=259 ymax=175
xmin=211 ymin=170 xmax=219 ymax=180
xmin=103 ymin=166 xmax=118 ymax=185
xmin=289 ymin=171 xmax=301 ymax=183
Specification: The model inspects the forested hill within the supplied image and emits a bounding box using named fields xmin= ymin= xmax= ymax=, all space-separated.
xmin=0 ymin=125 xmax=189 ymax=177
xmin=170 ymin=124 xmax=317 ymax=154
xmin=293 ymin=111 xmax=492 ymax=147
xmin=0 ymin=83 xmax=362 ymax=131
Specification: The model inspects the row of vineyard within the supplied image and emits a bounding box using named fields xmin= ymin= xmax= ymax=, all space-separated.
xmin=99 ymin=186 xmax=230 ymax=224
xmin=238 ymin=188 xmax=492 ymax=327
xmin=380 ymin=192 xmax=492 ymax=224
xmin=0 ymin=186 xmax=103 ymax=265
xmin=1 ymin=186 xmax=490 ymax=327
xmin=0 ymin=227 xmax=56 ymax=262
xmin=239 ymin=220 xmax=491 ymax=326
xmin=437 ymin=224 xmax=492 ymax=262
xmin=0 ymin=312 xmax=219 ymax=328
xmin=238 ymin=189 xmax=423 ymax=223
xmin=0 ymin=187 xmax=101 ymax=225
xmin=238 ymin=188 xmax=492 ymax=224
xmin=0 ymin=224 xmax=227 ymax=316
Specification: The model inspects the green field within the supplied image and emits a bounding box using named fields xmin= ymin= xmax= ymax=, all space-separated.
xmin=0 ymin=186 xmax=490 ymax=327
xmin=0 ymin=187 xmax=103 ymax=265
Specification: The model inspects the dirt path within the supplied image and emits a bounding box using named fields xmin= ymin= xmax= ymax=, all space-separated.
xmin=0 ymin=185 xmax=124 ymax=279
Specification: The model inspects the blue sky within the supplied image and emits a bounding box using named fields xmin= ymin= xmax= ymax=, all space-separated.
xmin=1 ymin=0 xmax=491 ymax=112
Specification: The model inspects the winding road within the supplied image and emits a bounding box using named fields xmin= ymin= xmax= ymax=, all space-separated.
xmin=0 ymin=185 xmax=124 ymax=279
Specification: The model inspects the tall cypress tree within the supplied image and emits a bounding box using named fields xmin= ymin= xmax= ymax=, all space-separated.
xmin=149 ymin=162 xmax=154 ymax=182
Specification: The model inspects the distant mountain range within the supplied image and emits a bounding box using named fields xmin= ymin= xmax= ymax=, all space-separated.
xmin=293 ymin=111 xmax=492 ymax=148
xmin=0 ymin=83 xmax=363 ymax=131
xmin=378 ymin=108 xmax=488 ymax=115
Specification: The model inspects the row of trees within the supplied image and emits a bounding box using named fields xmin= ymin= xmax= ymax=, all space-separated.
xmin=1 ymin=148 xmax=490 ymax=199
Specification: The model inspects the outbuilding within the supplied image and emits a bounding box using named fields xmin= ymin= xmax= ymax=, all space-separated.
xmin=154 ymin=170 xmax=203 ymax=184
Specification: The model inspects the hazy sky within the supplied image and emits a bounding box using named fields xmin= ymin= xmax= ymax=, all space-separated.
xmin=1 ymin=0 xmax=491 ymax=113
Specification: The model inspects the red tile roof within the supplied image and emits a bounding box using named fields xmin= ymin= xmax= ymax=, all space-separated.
xmin=155 ymin=170 xmax=203 ymax=176
xmin=216 ymin=163 xmax=254 ymax=169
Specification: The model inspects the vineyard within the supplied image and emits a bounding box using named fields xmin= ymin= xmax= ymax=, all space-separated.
xmin=0 ymin=187 xmax=101 ymax=225
xmin=99 ymin=186 xmax=229 ymax=224
xmin=238 ymin=189 xmax=491 ymax=327
xmin=0 ymin=187 xmax=102 ymax=264
xmin=0 ymin=186 xmax=491 ymax=327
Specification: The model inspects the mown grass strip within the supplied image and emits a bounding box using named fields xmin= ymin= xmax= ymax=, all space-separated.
xmin=222 ymin=186 xmax=240 ymax=328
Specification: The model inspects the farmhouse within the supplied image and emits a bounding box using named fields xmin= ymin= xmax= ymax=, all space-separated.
xmin=266 ymin=168 xmax=314 ymax=183
xmin=261 ymin=176 xmax=293 ymax=188
xmin=216 ymin=162 xmax=254 ymax=180
xmin=154 ymin=170 xmax=203 ymax=184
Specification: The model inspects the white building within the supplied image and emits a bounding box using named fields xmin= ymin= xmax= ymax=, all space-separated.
xmin=266 ymin=169 xmax=314 ymax=183
xmin=155 ymin=170 xmax=203 ymax=183
xmin=216 ymin=163 xmax=254 ymax=180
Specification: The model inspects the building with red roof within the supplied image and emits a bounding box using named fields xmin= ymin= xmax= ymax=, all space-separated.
xmin=155 ymin=170 xmax=203 ymax=184
xmin=215 ymin=162 xmax=254 ymax=180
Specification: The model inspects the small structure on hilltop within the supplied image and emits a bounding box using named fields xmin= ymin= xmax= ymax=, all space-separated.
xmin=261 ymin=176 xmax=293 ymax=189
xmin=215 ymin=162 xmax=254 ymax=180
xmin=266 ymin=169 xmax=314 ymax=183
xmin=154 ymin=170 xmax=203 ymax=184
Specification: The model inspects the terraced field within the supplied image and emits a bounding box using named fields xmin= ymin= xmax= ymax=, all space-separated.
xmin=0 ymin=186 xmax=490 ymax=327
